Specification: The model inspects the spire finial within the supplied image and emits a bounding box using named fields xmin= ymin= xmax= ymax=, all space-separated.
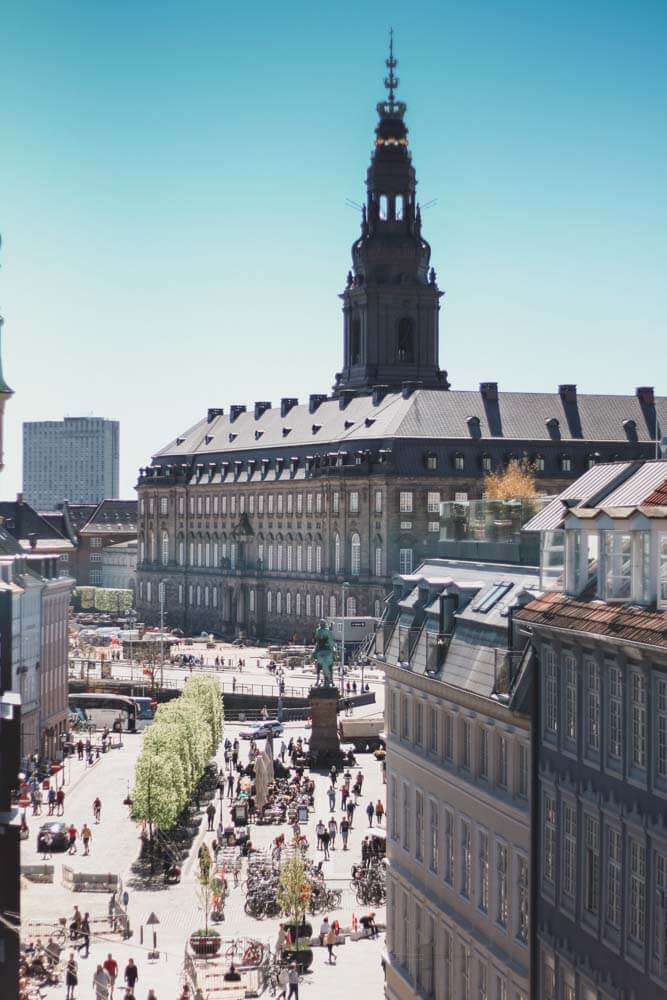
xmin=384 ymin=28 xmax=399 ymax=107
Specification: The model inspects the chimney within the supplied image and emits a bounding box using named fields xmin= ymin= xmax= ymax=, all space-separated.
xmin=27 ymin=532 xmax=37 ymax=550
xmin=254 ymin=401 xmax=272 ymax=420
xmin=372 ymin=385 xmax=389 ymax=406
xmin=309 ymin=393 xmax=327 ymax=413
xmin=207 ymin=407 xmax=223 ymax=424
xmin=280 ymin=397 xmax=298 ymax=418
xmin=16 ymin=492 xmax=24 ymax=505
xmin=229 ymin=404 xmax=247 ymax=423
xmin=636 ymin=386 xmax=655 ymax=404
xmin=480 ymin=382 xmax=498 ymax=401
xmin=339 ymin=389 xmax=356 ymax=410
xmin=402 ymin=381 xmax=421 ymax=399
xmin=558 ymin=384 xmax=577 ymax=403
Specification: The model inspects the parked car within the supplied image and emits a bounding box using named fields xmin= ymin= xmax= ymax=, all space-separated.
xmin=239 ymin=721 xmax=283 ymax=740
xmin=36 ymin=822 xmax=69 ymax=853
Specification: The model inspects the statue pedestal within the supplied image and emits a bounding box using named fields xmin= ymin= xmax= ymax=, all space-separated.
xmin=307 ymin=687 xmax=340 ymax=761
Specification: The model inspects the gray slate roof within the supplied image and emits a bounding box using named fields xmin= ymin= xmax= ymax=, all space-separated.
xmin=153 ymin=388 xmax=667 ymax=462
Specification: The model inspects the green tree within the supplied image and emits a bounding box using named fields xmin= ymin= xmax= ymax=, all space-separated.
xmin=277 ymin=854 xmax=312 ymax=946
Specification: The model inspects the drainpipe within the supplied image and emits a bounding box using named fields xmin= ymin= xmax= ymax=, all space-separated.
xmin=529 ymin=639 xmax=539 ymax=1000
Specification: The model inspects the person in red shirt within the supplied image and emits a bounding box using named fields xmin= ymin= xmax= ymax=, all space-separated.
xmin=103 ymin=953 xmax=118 ymax=996
xmin=67 ymin=824 xmax=77 ymax=854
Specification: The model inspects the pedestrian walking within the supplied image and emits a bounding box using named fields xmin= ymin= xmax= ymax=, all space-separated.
xmin=375 ymin=799 xmax=384 ymax=825
xmin=67 ymin=823 xmax=77 ymax=854
xmin=280 ymin=740 xmax=286 ymax=763
xmin=47 ymin=786 xmax=56 ymax=815
xmin=206 ymin=802 xmax=216 ymax=831
xmin=93 ymin=963 xmax=111 ymax=1000
xmin=81 ymin=823 xmax=92 ymax=855
xmin=93 ymin=797 xmax=102 ymax=823
xmin=78 ymin=913 xmax=90 ymax=958
xmin=77 ymin=739 xmax=84 ymax=760
xmin=328 ymin=816 xmax=338 ymax=850
xmin=325 ymin=925 xmax=338 ymax=964
xmin=146 ymin=990 xmax=158 ymax=1000
xmin=65 ymin=952 xmax=78 ymax=999
xmin=33 ymin=787 xmax=43 ymax=815
xmin=327 ymin=784 xmax=336 ymax=812
xmin=124 ymin=958 xmax=139 ymax=993
xmin=287 ymin=963 xmax=299 ymax=999
xmin=319 ymin=916 xmax=330 ymax=946
xmin=366 ymin=801 xmax=374 ymax=827
xmin=56 ymin=788 xmax=65 ymax=815
xmin=356 ymin=770 xmax=364 ymax=794
xmin=321 ymin=828 xmax=330 ymax=860
xmin=227 ymin=772 xmax=234 ymax=798
xmin=41 ymin=830 xmax=52 ymax=860
xmin=329 ymin=764 xmax=337 ymax=786
xmin=103 ymin=953 xmax=118 ymax=996
xmin=340 ymin=816 xmax=350 ymax=850
xmin=346 ymin=799 xmax=356 ymax=827
xmin=315 ymin=819 xmax=325 ymax=851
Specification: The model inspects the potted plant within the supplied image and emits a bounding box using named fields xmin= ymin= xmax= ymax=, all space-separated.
xmin=277 ymin=855 xmax=314 ymax=971
xmin=189 ymin=848 xmax=221 ymax=957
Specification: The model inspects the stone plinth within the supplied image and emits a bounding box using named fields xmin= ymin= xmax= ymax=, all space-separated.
xmin=308 ymin=686 xmax=340 ymax=756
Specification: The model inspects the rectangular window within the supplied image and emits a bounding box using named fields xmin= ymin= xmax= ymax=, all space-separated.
xmin=400 ymin=520 xmax=413 ymax=530
xmin=660 ymin=532 xmax=667 ymax=606
xmin=306 ymin=493 xmax=313 ymax=515
xmin=390 ymin=777 xmax=399 ymax=840
xmin=544 ymin=647 xmax=558 ymax=735
xmin=478 ymin=962 xmax=488 ymax=1000
xmin=517 ymin=856 xmax=529 ymax=943
xmin=374 ymin=490 xmax=383 ymax=513
xmin=496 ymin=843 xmax=508 ymax=927
xmin=495 ymin=977 xmax=507 ymax=1000
xmin=518 ymin=744 xmax=529 ymax=798
xmin=427 ymin=491 xmax=440 ymax=513
xmin=349 ymin=491 xmax=359 ymax=514
xmin=609 ymin=666 xmax=623 ymax=760
xmin=562 ymin=803 xmax=576 ymax=901
xmin=204 ymin=495 xmax=211 ymax=515
xmin=230 ymin=495 xmax=237 ymax=515
xmin=606 ymin=826 xmax=622 ymax=928
xmin=414 ymin=701 xmax=424 ymax=746
xmin=286 ymin=493 xmax=293 ymax=514
xmin=631 ymin=671 xmax=647 ymax=769
xmin=268 ymin=494 xmax=274 ymax=514
xmin=444 ymin=809 xmax=454 ymax=884
xmin=461 ymin=819 xmax=471 ymax=897
xmin=544 ymin=793 xmax=556 ymax=885
xmin=332 ymin=492 xmax=340 ymax=514
xmin=584 ymin=815 xmax=600 ymax=915
xmin=462 ymin=720 xmax=471 ymax=770
xmin=399 ymin=491 xmax=413 ymax=513
xmin=400 ymin=695 xmax=409 ymax=740
xmin=496 ymin=734 xmax=508 ymax=788
xmin=196 ymin=496 xmax=202 ymax=515
xmin=629 ymin=839 xmax=646 ymax=944
xmin=402 ymin=784 xmax=411 ymax=852
xmin=429 ymin=706 xmax=438 ymax=753
xmin=479 ymin=830 xmax=489 ymax=913
xmin=564 ymin=654 xmax=577 ymax=742
xmin=653 ymin=851 xmax=667 ymax=967
xmin=585 ymin=658 xmax=600 ymax=753
xmin=222 ymin=495 xmax=228 ymax=515
xmin=399 ymin=548 xmax=413 ymax=574
xmin=415 ymin=790 xmax=424 ymax=862
xmin=658 ymin=677 xmax=667 ymax=779
xmin=258 ymin=495 xmax=264 ymax=515
xmin=461 ymin=945 xmax=470 ymax=1000
xmin=479 ymin=726 xmax=489 ymax=780
xmin=159 ymin=496 xmax=168 ymax=515
xmin=601 ymin=530 xmax=632 ymax=599
xmin=443 ymin=930 xmax=452 ymax=998
xmin=443 ymin=714 xmax=453 ymax=761
xmin=429 ymin=800 xmax=439 ymax=873
xmin=316 ymin=492 xmax=323 ymax=514
xmin=428 ymin=521 xmax=440 ymax=532
xmin=277 ymin=494 xmax=283 ymax=515
xmin=296 ymin=493 xmax=303 ymax=514
xmin=389 ymin=689 xmax=398 ymax=734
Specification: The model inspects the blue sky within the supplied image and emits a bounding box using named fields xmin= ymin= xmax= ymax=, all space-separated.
xmin=1 ymin=0 xmax=665 ymax=499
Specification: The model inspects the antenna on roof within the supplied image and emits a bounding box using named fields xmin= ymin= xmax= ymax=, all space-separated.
xmin=421 ymin=198 xmax=438 ymax=211
xmin=345 ymin=199 xmax=364 ymax=212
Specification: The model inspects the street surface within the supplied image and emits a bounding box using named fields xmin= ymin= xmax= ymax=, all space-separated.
xmin=22 ymin=647 xmax=387 ymax=999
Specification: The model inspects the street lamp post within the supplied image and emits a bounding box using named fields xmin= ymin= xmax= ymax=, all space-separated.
xmin=158 ymin=581 xmax=166 ymax=690
xmin=128 ymin=609 xmax=136 ymax=683
xmin=340 ymin=581 xmax=349 ymax=691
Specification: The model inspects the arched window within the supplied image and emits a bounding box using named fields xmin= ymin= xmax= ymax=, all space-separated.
xmin=146 ymin=581 xmax=152 ymax=603
xmin=205 ymin=541 xmax=211 ymax=567
xmin=329 ymin=595 xmax=337 ymax=617
xmin=268 ymin=545 xmax=274 ymax=571
xmin=140 ymin=537 xmax=145 ymax=563
xmin=334 ymin=533 xmax=341 ymax=574
xmin=277 ymin=542 xmax=283 ymax=571
xmin=213 ymin=540 xmax=219 ymax=566
xmin=350 ymin=319 xmax=361 ymax=365
xmin=315 ymin=595 xmax=321 ymax=618
xmin=267 ymin=590 xmax=273 ymax=613
xmin=346 ymin=596 xmax=357 ymax=616
xmin=196 ymin=585 xmax=201 ymax=606
xmin=276 ymin=591 xmax=282 ymax=615
xmin=351 ymin=533 xmax=361 ymax=576
xmin=204 ymin=586 xmax=210 ymax=607
xmin=307 ymin=543 xmax=313 ymax=573
xmin=305 ymin=593 xmax=312 ymax=616
xmin=316 ymin=544 xmax=322 ymax=574
xmin=249 ymin=589 xmax=255 ymax=612
xmin=296 ymin=544 xmax=303 ymax=572
xmin=286 ymin=545 xmax=293 ymax=571
xmin=189 ymin=538 xmax=195 ymax=565
xmin=296 ymin=593 xmax=302 ymax=616
xmin=149 ymin=531 xmax=155 ymax=562
xmin=178 ymin=537 xmax=185 ymax=566
xmin=375 ymin=545 xmax=383 ymax=577
xmin=286 ymin=592 xmax=292 ymax=615
xmin=197 ymin=541 xmax=203 ymax=566
xmin=394 ymin=194 xmax=404 ymax=221
xmin=161 ymin=531 xmax=169 ymax=566
xmin=397 ymin=318 xmax=414 ymax=362
xmin=212 ymin=587 xmax=218 ymax=607
xmin=379 ymin=194 xmax=388 ymax=220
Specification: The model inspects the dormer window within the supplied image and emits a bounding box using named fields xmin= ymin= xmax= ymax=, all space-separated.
xmin=535 ymin=454 xmax=545 ymax=472
xmin=454 ymin=453 xmax=465 ymax=471
xmin=560 ymin=455 xmax=572 ymax=472
xmin=599 ymin=530 xmax=650 ymax=603
xmin=481 ymin=454 xmax=492 ymax=473
xmin=425 ymin=453 xmax=438 ymax=471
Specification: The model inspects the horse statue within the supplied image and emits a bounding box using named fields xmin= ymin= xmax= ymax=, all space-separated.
xmin=311 ymin=620 xmax=337 ymax=688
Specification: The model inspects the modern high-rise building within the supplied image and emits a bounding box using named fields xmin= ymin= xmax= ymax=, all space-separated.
xmin=22 ymin=416 xmax=119 ymax=510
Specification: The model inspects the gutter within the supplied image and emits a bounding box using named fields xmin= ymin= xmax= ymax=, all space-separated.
xmin=516 ymin=617 xmax=667 ymax=657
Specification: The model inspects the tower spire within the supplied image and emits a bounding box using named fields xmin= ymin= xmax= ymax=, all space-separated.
xmin=384 ymin=28 xmax=399 ymax=108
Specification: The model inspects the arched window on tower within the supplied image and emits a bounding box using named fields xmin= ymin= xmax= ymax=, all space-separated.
xmin=395 ymin=195 xmax=404 ymax=221
xmin=351 ymin=532 xmax=361 ymax=576
xmin=397 ymin=318 xmax=415 ymax=362
xmin=379 ymin=194 xmax=388 ymax=220
xmin=350 ymin=319 xmax=361 ymax=366
xmin=334 ymin=532 xmax=341 ymax=574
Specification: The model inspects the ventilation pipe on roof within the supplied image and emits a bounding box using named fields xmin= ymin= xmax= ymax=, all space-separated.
xmin=480 ymin=382 xmax=498 ymax=401
xmin=207 ymin=407 xmax=224 ymax=423
xmin=254 ymin=401 xmax=271 ymax=420
xmin=309 ymin=394 xmax=327 ymax=414
xmin=229 ymin=405 xmax=246 ymax=423
xmin=280 ymin=397 xmax=298 ymax=418
xmin=636 ymin=386 xmax=655 ymax=404
xmin=558 ymin=384 xmax=577 ymax=403
xmin=339 ymin=390 xmax=356 ymax=410
xmin=372 ymin=385 xmax=389 ymax=406
xmin=401 ymin=381 xmax=421 ymax=399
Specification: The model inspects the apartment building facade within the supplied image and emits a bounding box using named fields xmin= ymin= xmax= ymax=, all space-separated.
xmin=23 ymin=416 xmax=119 ymax=510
